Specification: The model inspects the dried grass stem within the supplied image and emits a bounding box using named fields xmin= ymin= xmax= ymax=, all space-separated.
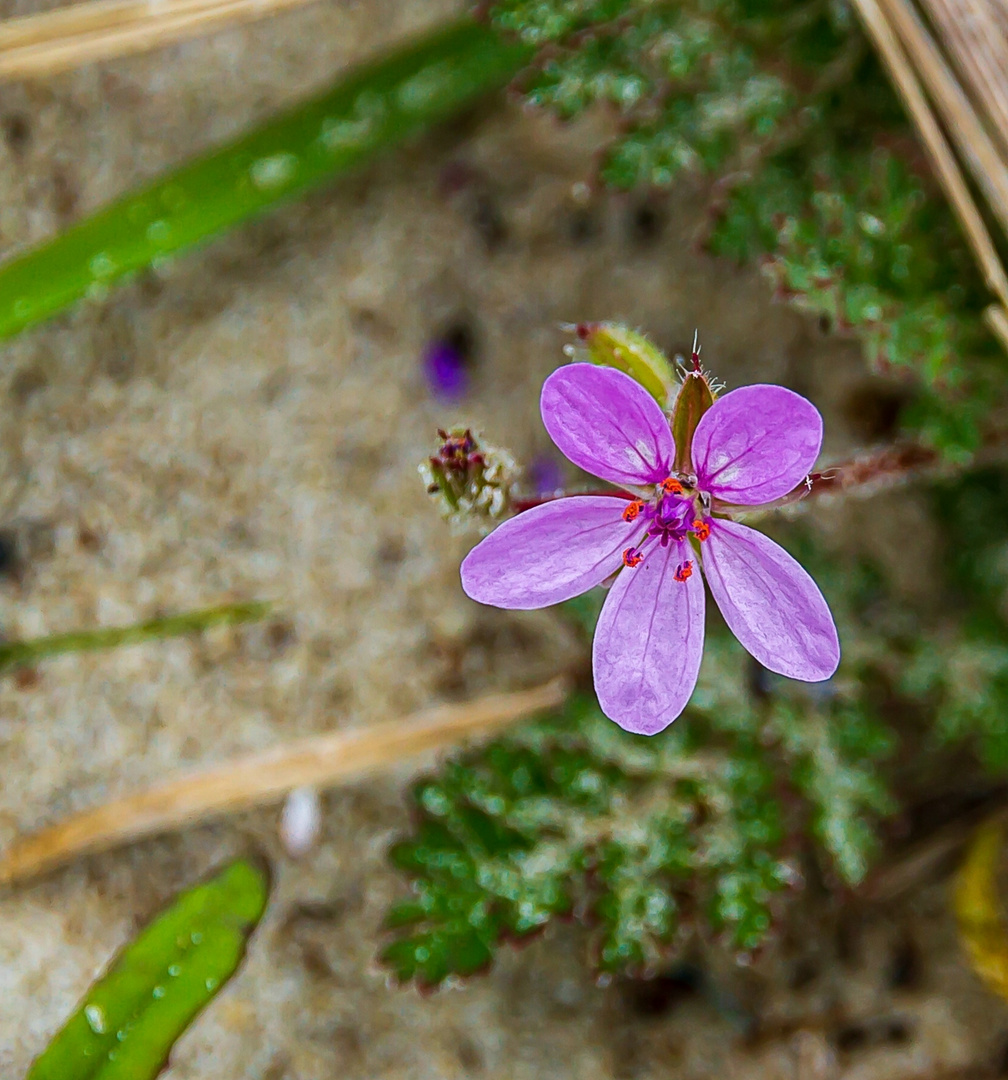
xmin=0 ymin=678 xmax=569 ymax=888
xmin=0 ymin=0 xmax=317 ymax=80
xmin=848 ymin=0 xmax=1008 ymax=319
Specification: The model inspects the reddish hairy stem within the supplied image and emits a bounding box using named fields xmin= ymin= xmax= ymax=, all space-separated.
xmin=511 ymin=442 xmax=952 ymax=518
xmin=777 ymin=442 xmax=941 ymax=507
xmin=512 ymin=488 xmax=633 ymax=512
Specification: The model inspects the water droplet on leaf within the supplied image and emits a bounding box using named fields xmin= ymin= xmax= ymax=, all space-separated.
xmin=84 ymin=1003 xmax=106 ymax=1034
xmin=250 ymin=153 xmax=298 ymax=190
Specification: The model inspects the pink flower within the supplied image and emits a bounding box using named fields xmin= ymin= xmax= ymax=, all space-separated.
xmin=460 ymin=363 xmax=840 ymax=735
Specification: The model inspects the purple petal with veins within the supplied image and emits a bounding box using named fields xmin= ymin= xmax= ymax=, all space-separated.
xmin=461 ymin=495 xmax=636 ymax=610
xmin=692 ymin=384 xmax=822 ymax=505
xmin=593 ymin=538 xmax=704 ymax=735
xmin=702 ymin=519 xmax=839 ymax=680
xmin=541 ymin=363 xmax=675 ymax=487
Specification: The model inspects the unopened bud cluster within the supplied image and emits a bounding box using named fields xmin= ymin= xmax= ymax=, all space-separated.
xmin=420 ymin=428 xmax=519 ymax=526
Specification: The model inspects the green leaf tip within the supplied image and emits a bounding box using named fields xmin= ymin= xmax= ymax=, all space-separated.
xmin=0 ymin=19 xmax=532 ymax=341
xmin=27 ymin=858 xmax=270 ymax=1080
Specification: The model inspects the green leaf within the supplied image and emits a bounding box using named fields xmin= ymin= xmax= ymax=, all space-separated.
xmin=381 ymin=694 xmax=801 ymax=986
xmin=28 ymin=859 xmax=270 ymax=1080
xmin=0 ymin=20 xmax=532 ymax=340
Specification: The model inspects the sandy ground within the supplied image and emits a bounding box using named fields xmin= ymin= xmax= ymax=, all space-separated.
xmin=0 ymin=0 xmax=1003 ymax=1076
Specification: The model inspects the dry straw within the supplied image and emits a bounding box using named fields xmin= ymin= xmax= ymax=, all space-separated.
xmin=0 ymin=0 xmax=318 ymax=80
xmin=0 ymin=678 xmax=568 ymax=887
xmin=847 ymin=0 xmax=1008 ymax=352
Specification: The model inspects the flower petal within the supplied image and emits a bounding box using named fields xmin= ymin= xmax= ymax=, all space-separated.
xmin=692 ymin=384 xmax=822 ymax=505
xmin=593 ymin=539 xmax=704 ymax=735
xmin=461 ymin=496 xmax=638 ymax=610
xmin=703 ymin=519 xmax=839 ymax=680
xmin=541 ymin=363 xmax=675 ymax=486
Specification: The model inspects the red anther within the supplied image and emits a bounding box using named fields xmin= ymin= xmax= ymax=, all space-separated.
xmin=661 ymin=477 xmax=683 ymax=495
xmin=622 ymin=499 xmax=645 ymax=523
xmin=692 ymin=519 xmax=710 ymax=541
xmin=622 ymin=548 xmax=644 ymax=568
xmin=674 ymin=560 xmax=693 ymax=582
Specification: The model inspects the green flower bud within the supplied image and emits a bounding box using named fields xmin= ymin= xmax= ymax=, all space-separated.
xmin=565 ymin=322 xmax=676 ymax=406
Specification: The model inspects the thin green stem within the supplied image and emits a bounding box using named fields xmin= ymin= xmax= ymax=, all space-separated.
xmin=0 ymin=599 xmax=270 ymax=672
xmin=0 ymin=19 xmax=532 ymax=340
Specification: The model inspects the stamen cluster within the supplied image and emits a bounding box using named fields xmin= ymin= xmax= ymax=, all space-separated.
xmin=620 ymin=477 xmax=709 ymax=575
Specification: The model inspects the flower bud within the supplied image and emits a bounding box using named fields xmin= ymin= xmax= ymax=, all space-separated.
xmin=420 ymin=427 xmax=519 ymax=527
xmin=565 ymin=322 xmax=675 ymax=406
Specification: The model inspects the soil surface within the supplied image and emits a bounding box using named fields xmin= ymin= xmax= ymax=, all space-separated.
xmin=0 ymin=1 xmax=1003 ymax=1076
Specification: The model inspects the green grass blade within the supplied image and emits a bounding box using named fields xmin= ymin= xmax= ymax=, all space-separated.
xmin=0 ymin=599 xmax=270 ymax=672
xmin=0 ymin=19 xmax=531 ymax=340
xmin=27 ymin=858 xmax=270 ymax=1080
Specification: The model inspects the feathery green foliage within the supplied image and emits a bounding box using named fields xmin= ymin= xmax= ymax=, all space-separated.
xmin=384 ymin=463 xmax=1008 ymax=986
xmin=382 ymin=542 xmax=896 ymax=987
xmin=491 ymin=0 xmax=1003 ymax=455
xmin=384 ymin=0 xmax=1008 ymax=984
xmin=903 ymin=470 xmax=1008 ymax=771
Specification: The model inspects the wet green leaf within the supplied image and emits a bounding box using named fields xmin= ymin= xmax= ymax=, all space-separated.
xmin=0 ymin=20 xmax=532 ymax=340
xmin=28 ymin=859 xmax=270 ymax=1080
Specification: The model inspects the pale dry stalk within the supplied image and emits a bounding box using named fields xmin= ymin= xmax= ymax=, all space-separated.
xmin=0 ymin=677 xmax=568 ymax=888
xmin=872 ymin=0 xmax=1008 ymax=252
xmin=847 ymin=0 xmax=1008 ymax=330
xmin=919 ymin=0 xmax=1008 ymax=162
xmin=0 ymin=0 xmax=318 ymax=80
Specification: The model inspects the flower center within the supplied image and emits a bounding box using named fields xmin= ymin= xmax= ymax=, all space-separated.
xmin=620 ymin=476 xmax=710 ymax=579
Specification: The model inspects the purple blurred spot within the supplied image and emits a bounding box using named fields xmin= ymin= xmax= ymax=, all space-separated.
xmin=423 ymin=339 xmax=469 ymax=401
xmin=528 ymin=454 xmax=564 ymax=496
